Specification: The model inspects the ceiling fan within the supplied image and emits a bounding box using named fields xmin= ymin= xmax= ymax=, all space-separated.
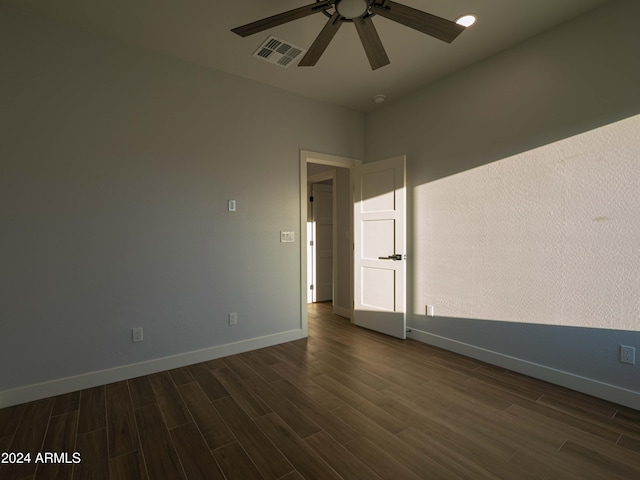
xmin=231 ymin=0 xmax=467 ymax=70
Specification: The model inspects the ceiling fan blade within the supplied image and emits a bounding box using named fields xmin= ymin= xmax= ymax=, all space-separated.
xmin=371 ymin=0 xmax=465 ymax=43
xmin=231 ymin=1 xmax=332 ymax=37
xmin=353 ymin=16 xmax=390 ymax=70
xmin=299 ymin=12 xmax=343 ymax=66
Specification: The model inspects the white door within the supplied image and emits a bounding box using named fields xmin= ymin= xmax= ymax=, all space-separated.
xmin=312 ymin=183 xmax=333 ymax=302
xmin=354 ymin=156 xmax=406 ymax=339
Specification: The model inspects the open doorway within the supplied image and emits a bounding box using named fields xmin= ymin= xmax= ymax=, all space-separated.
xmin=307 ymin=173 xmax=334 ymax=304
xmin=299 ymin=151 xmax=360 ymax=337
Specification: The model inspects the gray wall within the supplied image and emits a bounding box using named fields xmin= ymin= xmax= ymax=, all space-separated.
xmin=335 ymin=167 xmax=351 ymax=315
xmin=0 ymin=6 xmax=364 ymax=394
xmin=365 ymin=0 xmax=640 ymax=400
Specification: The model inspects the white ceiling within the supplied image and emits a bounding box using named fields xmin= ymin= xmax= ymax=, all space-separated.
xmin=4 ymin=0 xmax=613 ymax=112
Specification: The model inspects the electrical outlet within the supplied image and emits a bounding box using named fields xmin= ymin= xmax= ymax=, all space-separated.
xmin=426 ymin=305 xmax=435 ymax=317
xmin=132 ymin=327 xmax=143 ymax=343
xmin=229 ymin=312 xmax=238 ymax=325
xmin=620 ymin=345 xmax=636 ymax=365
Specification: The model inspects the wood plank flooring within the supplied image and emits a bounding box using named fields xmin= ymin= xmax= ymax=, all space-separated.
xmin=1 ymin=302 xmax=639 ymax=479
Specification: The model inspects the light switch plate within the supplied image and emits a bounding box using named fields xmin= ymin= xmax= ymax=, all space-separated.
xmin=228 ymin=200 xmax=236 ymax=212
xmin=280 ymin=231 xmax=295 ymax=243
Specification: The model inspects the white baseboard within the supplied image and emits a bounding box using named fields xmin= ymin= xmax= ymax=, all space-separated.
xmin=407 ymin=327 xmax=640 ymax=411
xmin=0 ymin=329 xmax=304 ymax=409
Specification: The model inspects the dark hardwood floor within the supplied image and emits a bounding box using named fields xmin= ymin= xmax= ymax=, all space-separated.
xmin=1 ymin=302 xmax=639 ymax=479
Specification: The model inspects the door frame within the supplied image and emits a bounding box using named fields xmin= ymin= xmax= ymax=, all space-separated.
xmin=300 ymin=150 xmax=361 ymax=337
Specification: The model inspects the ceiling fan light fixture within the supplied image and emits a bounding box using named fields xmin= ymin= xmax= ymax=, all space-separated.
xmin=455 ymin=14 xmax=477 ymax=27
xmin=232 ymin=1 xmax=468 ymax=70
xmin=336 ymin=0 xmax=370 ymax=20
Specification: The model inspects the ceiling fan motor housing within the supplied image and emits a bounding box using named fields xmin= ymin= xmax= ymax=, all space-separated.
xmin=335 ymin=0 xmax=371 ymax=19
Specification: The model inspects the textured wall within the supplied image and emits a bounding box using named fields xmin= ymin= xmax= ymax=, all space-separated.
xmin=365 ymin=0 xmax=640 ymax=396
xmin=420 ymin=114 xmax=640 ymax=331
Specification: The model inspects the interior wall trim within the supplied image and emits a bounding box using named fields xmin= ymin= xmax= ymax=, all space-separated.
xmin=407 ymin=328 xmax=640 ymax=411
xmin=0 ymin=329 xmax=304 ymax=409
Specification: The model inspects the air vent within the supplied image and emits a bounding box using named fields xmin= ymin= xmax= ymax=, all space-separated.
xmin=253 ymin=35 xmax=306 ymax=68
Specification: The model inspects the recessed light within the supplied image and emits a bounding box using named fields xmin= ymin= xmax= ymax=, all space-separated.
xmin=456 ymin=14 xmax=477 ymax=27
xmin=373 ymin=94 xmax=386 ymax=104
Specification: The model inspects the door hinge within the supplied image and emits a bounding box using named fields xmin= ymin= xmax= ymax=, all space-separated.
xmin=310 ymin=285 xmax=314 ymax=290
xmin=309 ymin=196 xmax=314 ymax=202
xmin=309 ymin=240 xmax=314 ymax=246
